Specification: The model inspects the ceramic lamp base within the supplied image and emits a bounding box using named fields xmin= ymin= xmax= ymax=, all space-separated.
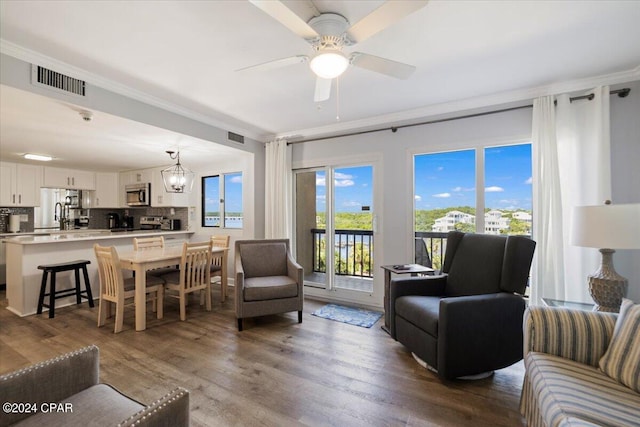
xmin=588 ymin=248 xmax=628 ymax=313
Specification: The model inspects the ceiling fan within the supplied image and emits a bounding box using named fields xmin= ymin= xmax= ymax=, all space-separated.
xmin=241 ymin=0 xmax=429 ymax=102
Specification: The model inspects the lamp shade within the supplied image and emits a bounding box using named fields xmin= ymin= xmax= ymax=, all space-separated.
xmin=570 ymin=203 xmax=640 ymax=249
xmin=161 ymin=163 xmax=194 ymax=193
xmin=309 ymin=50 xmax=349 ymax=79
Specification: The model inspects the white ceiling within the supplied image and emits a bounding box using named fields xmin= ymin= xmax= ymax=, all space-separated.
xmin=1 ymin=0 xmax=640 ymax=171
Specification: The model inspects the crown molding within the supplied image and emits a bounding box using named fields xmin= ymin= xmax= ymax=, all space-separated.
xmin=0 ymin=39 xmax=266 ymax=142
xmin=273 ymin=66 xmax=640 ymax=141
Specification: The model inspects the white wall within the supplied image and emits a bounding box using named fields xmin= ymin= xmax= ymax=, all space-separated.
xmin=293 ymin=81 xmax=640 ymax=304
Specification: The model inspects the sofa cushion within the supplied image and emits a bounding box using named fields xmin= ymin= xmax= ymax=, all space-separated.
xmin=13 ymin=383 xmax=144 ymax=427
xmin=244 ymin=276 xmax=298 ymax=302
xmin=599 ymin=298 xmax=640 ymax=393
xmin=525 ymin=352 xmax=640 ymax=427
xmin=395 ymin=296 xmax=440 ymax=337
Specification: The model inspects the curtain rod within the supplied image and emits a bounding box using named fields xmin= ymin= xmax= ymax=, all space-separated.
xmin=287 ymin=88 xmax=630 ymax=145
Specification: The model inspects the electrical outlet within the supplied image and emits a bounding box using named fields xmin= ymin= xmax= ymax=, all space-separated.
xmin=20 ymin=214 xmax=28 ymax=221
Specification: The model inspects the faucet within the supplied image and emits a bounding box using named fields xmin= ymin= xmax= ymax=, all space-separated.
xmin=54 ymin=202 xmax=69 ymax=230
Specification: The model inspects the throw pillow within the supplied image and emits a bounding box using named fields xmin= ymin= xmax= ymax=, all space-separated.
xmin=598 ymin=298 xmax=640 ymax=393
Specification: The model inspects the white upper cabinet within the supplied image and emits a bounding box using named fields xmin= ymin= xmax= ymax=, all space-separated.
xmin=93 ymin=172 xmax=120 ymax=208
xmin=43 ymin=167 xmax=95 ymax=190
xmin=0 ymin=162 xmax=43 ymax=206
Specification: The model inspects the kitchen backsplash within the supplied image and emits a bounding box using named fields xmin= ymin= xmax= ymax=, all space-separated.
xmin=0 ymin=207 xmax=34 ymax=233
xmin=89 ymin=207 xmax=188 ymax=230
xmin=0 ymin=206 xmax=188 ymax=232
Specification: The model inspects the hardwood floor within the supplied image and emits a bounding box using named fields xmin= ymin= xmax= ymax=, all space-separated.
xmin=0 ymin=289 xmax=526 ymax=426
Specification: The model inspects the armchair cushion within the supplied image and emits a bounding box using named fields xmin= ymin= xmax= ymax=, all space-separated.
xmin=444 ymin=232 xmax=506 ymax=296
xmin=599 ymin=298 xmax=640 ymax=393
xmin=13 ymin=384 xmax=144 ymax=427
xmin=239 ymin=242 xmax=288 ymax=277
xmin=395 ymin=296 xmax=440 ymax=336
xmin=244 ymin=276 xmax=298 ymax=301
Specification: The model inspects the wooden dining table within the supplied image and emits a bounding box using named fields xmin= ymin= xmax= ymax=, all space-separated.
xmin=118 ymin=245 xmax=227 ymax=331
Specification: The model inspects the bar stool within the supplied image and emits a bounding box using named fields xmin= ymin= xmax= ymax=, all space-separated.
xmin=37 ymin=260 xmax=94 ymax=318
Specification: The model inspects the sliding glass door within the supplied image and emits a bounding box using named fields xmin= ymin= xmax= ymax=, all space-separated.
xmin=294 ymin=164 xmax=375 ymax=296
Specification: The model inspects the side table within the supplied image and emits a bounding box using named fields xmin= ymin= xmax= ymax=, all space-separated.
xmin=381 ymin=264 xmax=434 ymax=334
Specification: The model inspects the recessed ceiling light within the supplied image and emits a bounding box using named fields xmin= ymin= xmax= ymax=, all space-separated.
xmin=24 ymin=153 xmax=53 ymax=161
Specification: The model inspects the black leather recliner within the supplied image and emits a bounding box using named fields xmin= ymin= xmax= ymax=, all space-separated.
xmin=390 ymin=231 xmax=536 ymax=380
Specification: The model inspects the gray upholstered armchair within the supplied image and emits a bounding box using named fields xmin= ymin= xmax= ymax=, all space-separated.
xmin=0 ymin=345 xmax=189 ymax=427
xmin=235 ymin=239 xmax=304 ymax=331
xmin=390 ymin=231 xmax=536 ymax=380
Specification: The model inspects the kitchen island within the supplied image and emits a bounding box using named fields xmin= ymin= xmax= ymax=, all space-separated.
xmin=5 ymin=230 xmax=194 ymax=317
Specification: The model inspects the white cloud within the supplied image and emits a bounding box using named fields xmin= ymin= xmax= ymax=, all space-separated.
xmin=485 ymin=186 xmax=505 ymax=192
xmin=437 ymin=166 xmax=444 ymax=171
xmin=414 ymin=195 xmax=422 ymax=201
xmin=343 ymin=201 xmax=361 ymax=207
xmin=316 ymin=176 xmax=326 ymax=186
xmin=452 ymin=186 xmax=474 ymax=192
xmin=334 ymin=179 xmax=354 ymax=187
xmin=334 ymin=172 xmax=353 ymax=180
xmin=229 ymin=176 xmax=242 ymax=184
xmin=433 ymin=192 xmax=451 ymax=198
xmin=524 ymin=177 xmax=533 ymax=184
xmin=316 ymin=194 xmax=326 ymax=200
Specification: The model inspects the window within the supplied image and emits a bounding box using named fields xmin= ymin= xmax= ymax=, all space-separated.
xmin=413 ymin=143 xmax=532 ymax=269
xmin=202 ymin=172 xmax=243 ymax=228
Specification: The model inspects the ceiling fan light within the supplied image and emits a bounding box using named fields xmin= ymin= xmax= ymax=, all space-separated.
xmin=310 ymin=50 xmax=349 ymax=79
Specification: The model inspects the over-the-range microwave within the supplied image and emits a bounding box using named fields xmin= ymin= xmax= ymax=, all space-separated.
xmin=125 ymin=183 xmax=151 ymax=207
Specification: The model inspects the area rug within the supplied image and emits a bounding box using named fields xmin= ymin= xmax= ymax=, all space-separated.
xmin=312 ymin=304 xmax=383 ymax=328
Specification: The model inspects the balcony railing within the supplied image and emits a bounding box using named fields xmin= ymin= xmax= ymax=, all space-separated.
xmin=310 ymin=230 xmax=450 ymax=277
xmin=311 ymin=228 xmax=373 ymax=278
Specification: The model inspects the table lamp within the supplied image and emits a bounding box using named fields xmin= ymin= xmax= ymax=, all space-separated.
xmin=570 ymin=201 xmax=640 ymax=312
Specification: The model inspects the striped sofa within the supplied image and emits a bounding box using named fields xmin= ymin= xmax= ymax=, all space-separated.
xmin=520 ymin=306 xmax=640 ymax=426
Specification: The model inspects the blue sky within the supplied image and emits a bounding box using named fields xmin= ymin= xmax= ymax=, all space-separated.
xmin=203 ymin=172 xmax=243 ymax=213
xmin=315 ymin=166 xmax=373 ymax=213
xmin=312 ymin=144 xmax=532 ymax=214
xmin=414 ymin=144 xmax=532 ymax=211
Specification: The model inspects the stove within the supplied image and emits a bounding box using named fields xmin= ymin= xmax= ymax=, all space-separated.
xmin=140 ymin=216 xmax=163 ymax=230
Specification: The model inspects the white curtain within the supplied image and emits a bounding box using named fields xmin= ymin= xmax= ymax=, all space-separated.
xmin=264 ymin=139 xmax=292 ymax=239
xmin=531 ymin=96 xmax=565 ymax=305
xmin=531 ymin=87 xmax=612 ymax=305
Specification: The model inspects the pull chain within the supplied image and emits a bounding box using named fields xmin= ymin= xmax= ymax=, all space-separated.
xmin=336 ymin=77 xmax=340 ymax=122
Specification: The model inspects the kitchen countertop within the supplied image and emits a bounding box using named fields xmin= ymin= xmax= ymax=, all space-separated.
xmin=3 ymin=229 xmax=193 ymax=245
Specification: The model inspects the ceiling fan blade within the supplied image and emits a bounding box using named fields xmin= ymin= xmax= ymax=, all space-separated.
xmin=314 ymin=77 xmax=332 ymax=102
xmin=347 ymin=0 xmax=429 ymax=44
xmin=350 ymin=52 xmax=416 ymax=79
xmin=236 ymin=55 xmax=308 ymax=72
xmin=249 ymin=0 xmax=319 ymax=39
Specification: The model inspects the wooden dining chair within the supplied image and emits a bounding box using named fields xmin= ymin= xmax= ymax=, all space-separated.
xmin=161 ymin=241 xmax=212 ymax=321
xmin=93 ymin=243 xmax=164 ymax=333
xmin=133 ymin=235 xmax=177 ymax=276
xmin=133 ymin=236 xmax=165 ymax=250
xmin=210 ymin=235 xmax=230 ymax=302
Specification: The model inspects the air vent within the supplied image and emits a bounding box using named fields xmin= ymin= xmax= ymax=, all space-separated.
xmin=31 ymin=65 xmax=86 ymax=96
xmin=228 ymin=131 xmax=245 ymax=144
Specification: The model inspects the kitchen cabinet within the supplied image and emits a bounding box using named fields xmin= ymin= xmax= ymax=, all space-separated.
xmin=92 ymin=172 xmax=119 ymax=208
xmin=43 ymin=167 xmax=95 ymax=190
xmin=0 ymin=162 xmax=42 ymax=206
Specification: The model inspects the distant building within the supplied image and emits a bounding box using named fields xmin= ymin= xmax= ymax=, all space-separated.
xmin=432 ymin=210 xmax=475 ymax=232
xmin=432 ymin=209 xmax=531 ymax=234
xmin=485 ymin=210 xmax=510 ymax=234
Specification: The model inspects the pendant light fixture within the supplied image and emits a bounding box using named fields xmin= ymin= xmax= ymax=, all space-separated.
xmin=161 ymin=150 xmax=194 ymax=193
